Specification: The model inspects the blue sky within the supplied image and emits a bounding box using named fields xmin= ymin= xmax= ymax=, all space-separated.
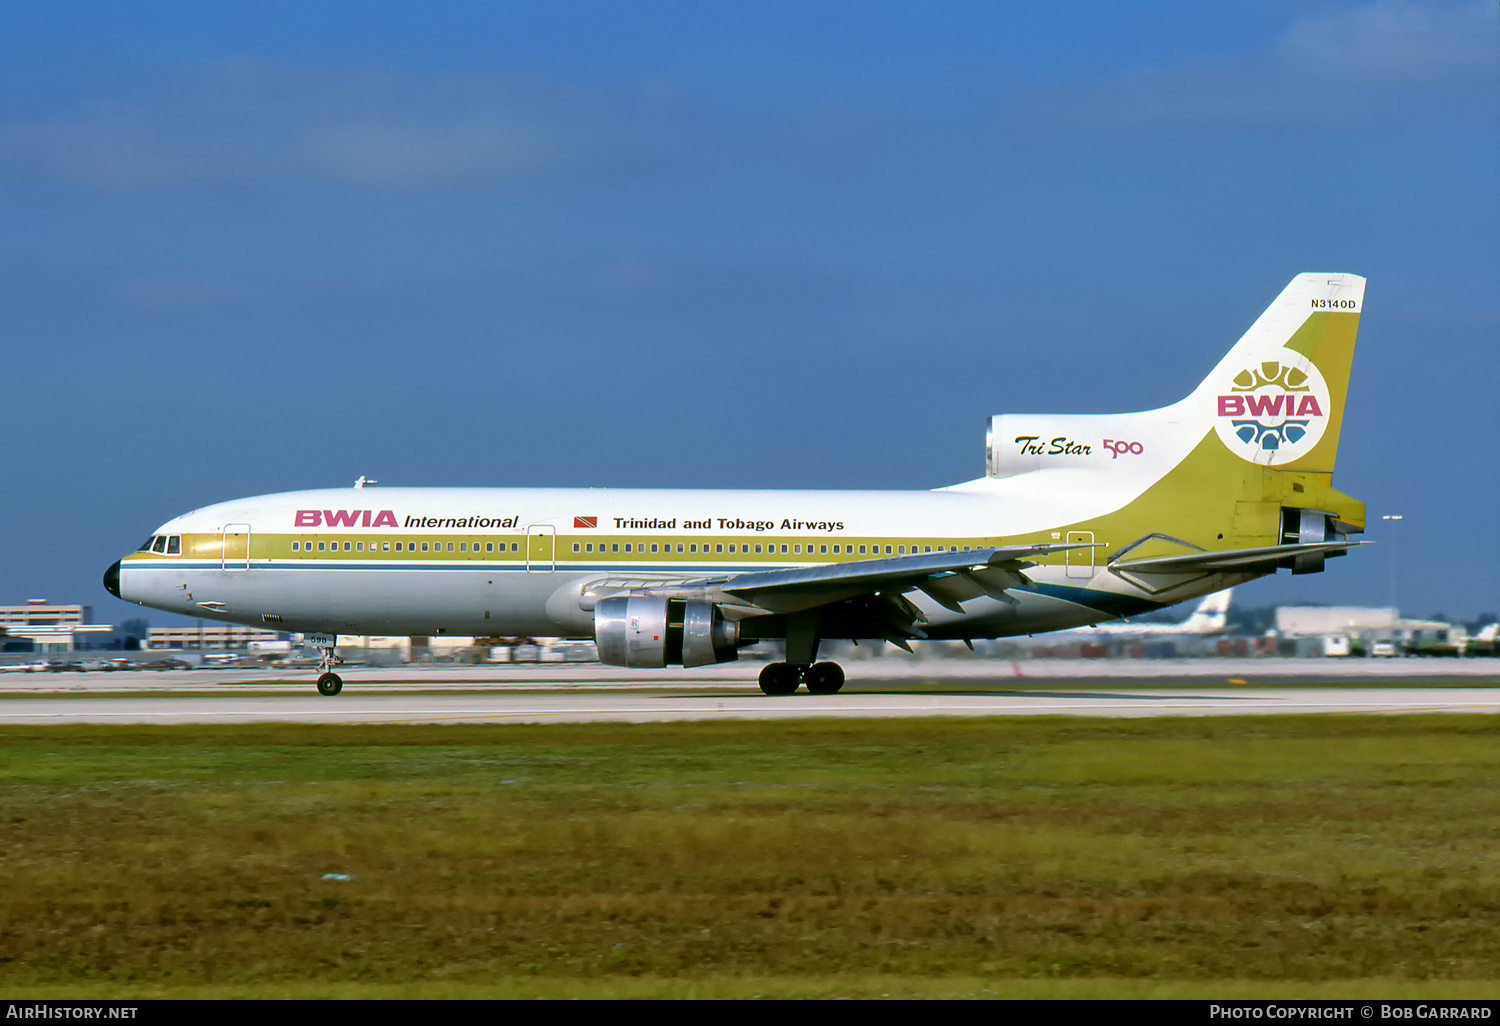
xmin=2 ymin=0 xmax=1496 ymax=625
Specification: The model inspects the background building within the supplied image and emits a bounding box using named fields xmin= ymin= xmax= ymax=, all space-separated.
xmin=0 ymin=600 xmax=113 ymax=653
xmin=145 ymin=625 xmax=286 ymax=650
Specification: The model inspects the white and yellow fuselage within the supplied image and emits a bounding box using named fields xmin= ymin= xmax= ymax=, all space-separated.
xmin=107 ymin=273 xmax=1369 ymax=665
xmin=114 ymin=481 xmax=1249 ymax=641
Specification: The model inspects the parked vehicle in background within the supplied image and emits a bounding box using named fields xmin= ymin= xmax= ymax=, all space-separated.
xmin=1321 ymin=634 xmax=1351 ymax=657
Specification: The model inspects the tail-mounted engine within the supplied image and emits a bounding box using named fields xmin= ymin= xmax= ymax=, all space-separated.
xmin=594 ymin=596 xmax=740 ymax=668
xmin=1280 ymin=508 xmax=1359 ymax=575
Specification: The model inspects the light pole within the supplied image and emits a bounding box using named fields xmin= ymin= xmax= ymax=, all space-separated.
xmin=1382 ymin=515 xmax=1403 ymax=616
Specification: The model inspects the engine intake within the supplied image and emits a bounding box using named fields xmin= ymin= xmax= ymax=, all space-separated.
xmin=594 ymin=596 xmax=740 ymax=668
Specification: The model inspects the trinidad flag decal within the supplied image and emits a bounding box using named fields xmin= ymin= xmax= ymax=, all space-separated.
xmin=573 ymin=516 xmax=597 ymax=529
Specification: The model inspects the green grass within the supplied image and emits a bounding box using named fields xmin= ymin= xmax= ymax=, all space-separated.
xmin=2 ymin=716 xmax=1500 ymax=998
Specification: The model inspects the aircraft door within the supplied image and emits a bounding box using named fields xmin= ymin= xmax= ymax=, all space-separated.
xmin=222 ymin=524 xmax=251 ymax=572
xmin=526 ymin=525 xmax=555 ymax=573
xmin=1065 ymin=531 xmax=1094 ymax=579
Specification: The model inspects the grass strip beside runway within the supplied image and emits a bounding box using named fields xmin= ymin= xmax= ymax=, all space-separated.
xmin=2 ymin=716 xmax=1499 ymax=998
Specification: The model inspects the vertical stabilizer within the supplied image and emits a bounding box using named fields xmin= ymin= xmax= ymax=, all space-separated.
xmin=1180 ymin=589 xmax=1232 ymax=633
xmin=1189 ymin=273 xmax=1363 ymax=472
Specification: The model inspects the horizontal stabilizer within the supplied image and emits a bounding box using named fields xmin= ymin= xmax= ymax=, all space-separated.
xmin=1110 ymin=541 xmax=1369 ymax=575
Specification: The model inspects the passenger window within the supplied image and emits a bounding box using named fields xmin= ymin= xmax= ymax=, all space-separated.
xmin=611 ymin=543 xmax=619 ymax=552
xmin=677 ymin=544 xmax=684 ymax=553
xmin=318 ymin=542 xmax=326 ymax=552
xmin=754 ymin=544 xmax=762 ymax=554
xmin=820 ymin=545 xmax=827 ymax=554
xmin=572 ymin=543 xmax=580 ymax=552
xmin=625 ymin=544 xmax=632 ymax=553
xmin=485 ymin=542 xmax=493 ymax=552
xmin=651 ymin=544 xmax=658 ymax=553
xmin=781 ymin=544 xmax=788 ymax=554
xmin=383 ymin=542 xmax=390 ymax=552
xmin=167 ymin=536 xmax=181 ymax=554
xmin=716 ymin=544 xmax=723 ymax=553
xmin=859 ymin=545 xmax=867 ymax=554
xmin=421 ymin=542 xmax=429 ymax=553
xmin=395 ymin=542 xmax=403 ymax=552
xmin=885 ymin=545 xmax=892 ymax=554
xmin=344 ymin=542 xmax=352 ymax=552
xmin=292 ymin=542 xmax=300 ymax=552
xmin=832 ymin=545 xmax=840 ymax=554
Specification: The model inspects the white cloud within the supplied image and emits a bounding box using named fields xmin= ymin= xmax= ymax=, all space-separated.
xmin=0 ymin=62 xmax=642 ymax=190
xmin=1029 ymin=1 xmax=1498 ymax=130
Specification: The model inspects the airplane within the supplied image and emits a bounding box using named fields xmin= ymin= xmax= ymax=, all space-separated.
xmin=1055 ymin=588 xmax=1233 ymax=638
xmin=1467 ymin=624 xmax=1499 ymax=657
xmin=105 ymin=273 xmax=1369 ymax=696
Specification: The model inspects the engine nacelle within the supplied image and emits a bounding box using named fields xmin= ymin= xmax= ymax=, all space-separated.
xmin=986 ymin=414 xmax=1135 ymax=478
xmin=594 ymin=596 xmax=740 ymax=668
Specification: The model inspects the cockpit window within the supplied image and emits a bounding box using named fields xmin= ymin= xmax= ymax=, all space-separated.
xmin=166 ymin=536 xmax=181 ymax=555
xmin=151 ymin=536 xmax=168 ymax=554
xmin=138 ymin=536 xmax=156 ymax=552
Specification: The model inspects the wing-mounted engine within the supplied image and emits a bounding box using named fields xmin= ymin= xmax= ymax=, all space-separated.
xmin=594 ymin=596 xmax=741 ymax=668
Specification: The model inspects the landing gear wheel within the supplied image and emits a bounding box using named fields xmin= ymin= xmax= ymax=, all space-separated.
xmin=758 ymin=662 xmax=800 ymax=696
xmin=316 ymin=672 xmax=343 ymax=696
xmin=805 ymin=661 xmax=845 ymax=695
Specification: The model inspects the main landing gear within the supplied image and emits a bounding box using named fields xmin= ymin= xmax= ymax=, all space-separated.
xmin=315 ymin=638 xmax=344 ymax=696
xmin=758 ymin=661 xmax=845 ymax=696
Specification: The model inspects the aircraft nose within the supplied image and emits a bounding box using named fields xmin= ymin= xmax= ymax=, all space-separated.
xmin=103 ymin=560 xmax=121 ymax=598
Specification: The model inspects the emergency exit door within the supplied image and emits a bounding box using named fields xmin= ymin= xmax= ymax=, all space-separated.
xmin=526 ymin=525 xmax=555 ymax=572
xmin=1065 ymin=531 xmax=1095 ymax=579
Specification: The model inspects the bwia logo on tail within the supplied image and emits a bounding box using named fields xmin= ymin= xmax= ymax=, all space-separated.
xmin=1215 ymin=356 xmax=1330 ymax=464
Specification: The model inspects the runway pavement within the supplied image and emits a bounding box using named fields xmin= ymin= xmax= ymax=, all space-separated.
xmin=1 ymin=658 xmax=1497 ymax=724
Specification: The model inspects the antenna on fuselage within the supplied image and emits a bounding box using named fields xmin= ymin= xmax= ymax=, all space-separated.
xmin=354 ymin=476 xmax=379 ymax=489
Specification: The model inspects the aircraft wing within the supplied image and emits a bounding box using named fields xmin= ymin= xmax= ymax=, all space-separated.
xmin=580 ymin=542 xmax=1098 ymax=650
xmin=1109 ymin=540 xmax=1369 ymax=575
xmin=719 ymin=543 xmax=1096 ymax=614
